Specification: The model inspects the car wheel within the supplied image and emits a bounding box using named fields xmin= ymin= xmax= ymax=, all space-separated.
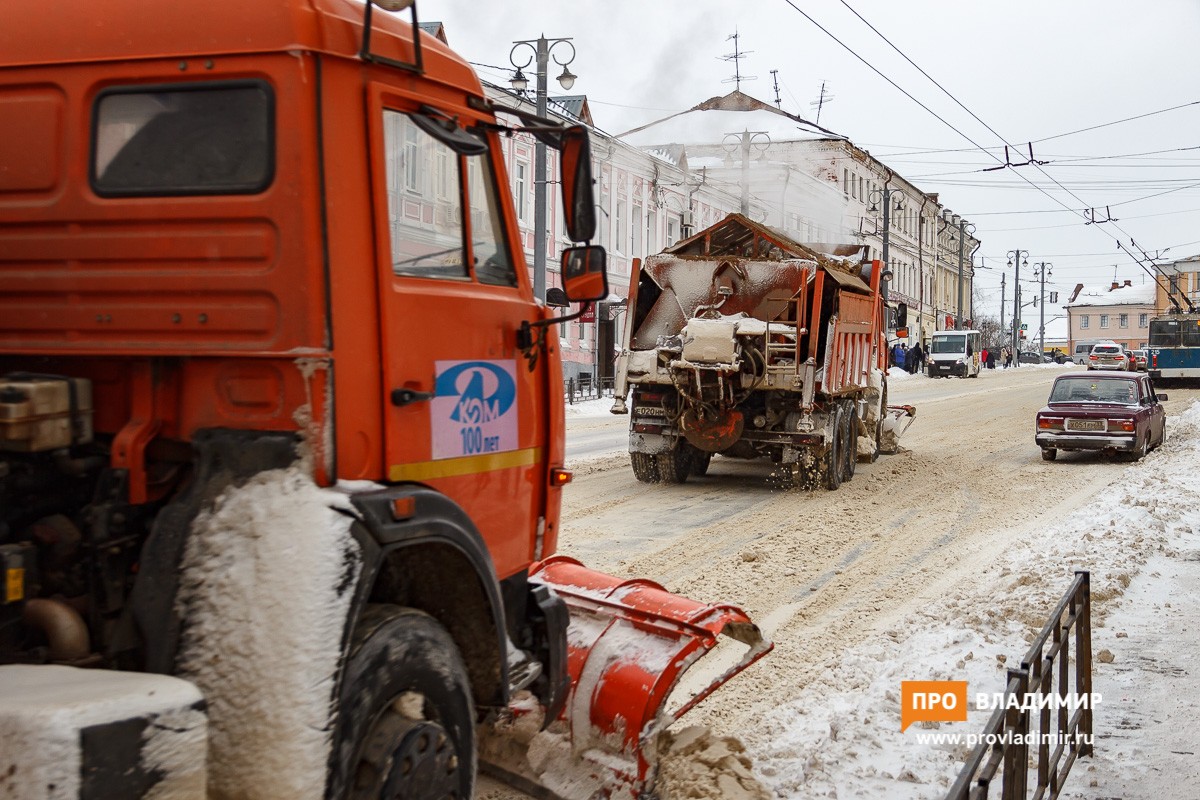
xmin=1127 ymin=437 xmax=1149 ymax=462
xmin=1155 ymin=423 xmax=1167 ymax=450
xmin=1041 ymin=448 xmax=1056 ymax=461
xmin=329 ymin=606 xmax=476 ymax=800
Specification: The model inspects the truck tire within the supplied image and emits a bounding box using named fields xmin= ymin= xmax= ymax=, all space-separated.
xmin=823 ymin=407 xmax=843 ymax=491
xmin=841 ymin=402 xmax=857 ymax=482
xmin=690 ymin=451 xmax=713 ymax=477
xmin=631 ymin=452 xmax=660 ymax=483
xmin=656 ymin=442 xmax=691 ymax=484
xmin=330 ymin=605 xmax=476 ymax=800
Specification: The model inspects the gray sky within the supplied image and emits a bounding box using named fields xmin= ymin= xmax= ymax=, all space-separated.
xmin=434 ymin=0 xmax=1200 ymax=322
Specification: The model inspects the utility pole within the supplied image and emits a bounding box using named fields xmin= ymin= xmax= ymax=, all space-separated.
xmin=1034 ymin=262 xmax=1053 ymax=355
xmin=1007 ymin=249 xmax=1028 ymax=364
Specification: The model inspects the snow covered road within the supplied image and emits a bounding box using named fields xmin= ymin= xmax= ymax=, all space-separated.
xmin=479 ymin=365 xmax=1200 ymax=799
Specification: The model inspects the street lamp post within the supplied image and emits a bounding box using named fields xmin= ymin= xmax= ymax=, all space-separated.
xmin=955 ymin=216 xmax=974 ymax=330
xmin=869 ymin=187 xmax=904 ymax=331
xmin=1007 ymin=249 xmax=1029 ymax=363
xmin=510 ymin=35 xmax=578 ymax=303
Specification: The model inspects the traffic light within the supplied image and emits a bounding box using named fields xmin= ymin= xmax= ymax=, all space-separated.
xmin=895 ymin=302 xmax=908 ymax=328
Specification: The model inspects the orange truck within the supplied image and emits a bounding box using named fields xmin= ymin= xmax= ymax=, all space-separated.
xmin=0 ymin=2 xmax=768 ymax=798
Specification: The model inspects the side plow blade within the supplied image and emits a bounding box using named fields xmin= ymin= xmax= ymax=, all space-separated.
xmin=482 ymin=555 xmax=772 ymax=799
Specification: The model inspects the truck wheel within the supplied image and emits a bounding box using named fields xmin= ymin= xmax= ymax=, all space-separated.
xmin=823 ymin=407 xmax=843 ymax=491
xmin=630 ymin=452 xmax=660 ymax=483
xmin=690 ymin=451 xmax=713 ymax=477
xmin=841 ymin=403 xmax=857 ymax=481
xmin=330 ymin=606 xmax=476 ymax=800
xmin=656 ymin=443 xmax=691 ymax=484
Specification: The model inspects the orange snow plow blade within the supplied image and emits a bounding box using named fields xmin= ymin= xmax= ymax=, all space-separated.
xmin=489 ymin=555 xmax=772 ymax=799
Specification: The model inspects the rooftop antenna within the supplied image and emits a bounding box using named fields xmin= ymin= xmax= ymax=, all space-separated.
xmin=720 ymin=31 xmax=756 ymax=92
xmin=810 ymin=80 xmax=834 ymax=124
xmin=770 ymin=69 xmax=782 ymax=109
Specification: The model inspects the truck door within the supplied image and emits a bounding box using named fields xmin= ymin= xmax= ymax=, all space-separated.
xmin=369 ymin=94 xmax=548 ymax=578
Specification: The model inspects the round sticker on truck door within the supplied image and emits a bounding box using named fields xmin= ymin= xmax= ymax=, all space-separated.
xmin=431 ymin=360 xmax=518 ymax=459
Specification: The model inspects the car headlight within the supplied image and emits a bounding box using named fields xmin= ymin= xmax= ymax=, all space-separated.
xmin=955 ymin=358 xmax=963 ymax=365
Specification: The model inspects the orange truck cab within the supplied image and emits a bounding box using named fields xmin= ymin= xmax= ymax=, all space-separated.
xmin=0 ymin=2 xmax=768 ymax=797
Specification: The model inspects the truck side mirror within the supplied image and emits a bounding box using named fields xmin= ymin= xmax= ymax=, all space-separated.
xmin=561 ymin=246 xmax=607 ymax=303
xmin=559 ymin=126 xmax=597 ymax=242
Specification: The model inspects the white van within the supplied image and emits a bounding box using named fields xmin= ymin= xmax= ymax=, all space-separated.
xmin=1071 ymin=339 xmax=1104 ymax=365
xmin=927 ymin=330 xmax=982 ymax=378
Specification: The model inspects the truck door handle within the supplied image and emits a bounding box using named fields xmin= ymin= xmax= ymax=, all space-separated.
xmin=391 ymin=388 xmax=435 ymax=407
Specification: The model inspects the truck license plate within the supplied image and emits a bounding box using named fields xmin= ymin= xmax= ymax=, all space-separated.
xmin=1067 ymin=419 xmax=1103 ymax=431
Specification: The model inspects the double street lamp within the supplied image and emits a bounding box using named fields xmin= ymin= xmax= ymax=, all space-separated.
xmin=510 ymin=35 xmax=579 ymax=303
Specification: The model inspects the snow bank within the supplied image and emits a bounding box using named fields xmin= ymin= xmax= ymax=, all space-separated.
xmin=175 ymin=466 xmax=362 ymax=800
xmin=743 ymin=400 xmax=1200 ymax=798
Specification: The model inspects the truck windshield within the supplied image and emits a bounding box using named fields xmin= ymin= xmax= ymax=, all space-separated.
xmin=384 ymin=110 xmax=515 ymax=286
xmin=93 ymin=82 xmax=273 ymax=195
xmin=931 ymin=335 xmax=966 ymax=354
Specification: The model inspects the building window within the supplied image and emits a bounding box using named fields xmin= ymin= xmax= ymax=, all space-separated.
xmin=843 ymin=169 xmax=849 ymax=196
xmin=1099 ymin=314 xmax=1109 ymax=328
xmin=631 ymin=204 xmax=643 ymax=257
xmin=1080 ymin=315 xmax=1089 ymax=329
xmin=667 ymin=216 xmax=679 ymax=246
xmin=513 ymin=161 xmax=529 ymax=222
xmin=1139 ymin=313 xmax=1148 ymax=327
xmin=614 ymin=200 xmax=625 ymax=254
xmin=1119 ymin=313 xmax=1128 ymax=328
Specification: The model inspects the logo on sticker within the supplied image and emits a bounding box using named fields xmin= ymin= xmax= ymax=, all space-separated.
xmin=431 ymin=360 xmax=519 ymax=460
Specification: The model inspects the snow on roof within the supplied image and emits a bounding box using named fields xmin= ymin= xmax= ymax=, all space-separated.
xmin=1067 ymin=282 xmax=1156 ymax=308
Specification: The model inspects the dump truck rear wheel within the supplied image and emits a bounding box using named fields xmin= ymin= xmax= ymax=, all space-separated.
xmin=657 ymin=443 xmax=691 ymax=483
xmin=331 ymin=605 xmax=476 ymax=800
xmin=690 ymin=450 xmax=713 ymax=476
xmin=824 ymin=407 xmax=843 ymax=491
xmin=631 ymin=452 xmax=660 ymax=483
xmin=841 ymin=403 xmax=857 ymax=482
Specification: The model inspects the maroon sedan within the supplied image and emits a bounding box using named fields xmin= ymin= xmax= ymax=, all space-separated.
xmin=1035 ymin=373 xmax=1168 ymax=461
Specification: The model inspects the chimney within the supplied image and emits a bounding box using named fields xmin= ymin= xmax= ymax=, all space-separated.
xmin=1124 ymin=279 xmax=1132 ymax=287
xmin=1110 ymin=281 xmax=1120 ymax=291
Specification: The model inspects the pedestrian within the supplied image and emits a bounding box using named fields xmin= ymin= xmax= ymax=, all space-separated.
xmin=986 ymin=348 xmax=997 ymax=369
xmin=1004 ymin=348 xmax=1013 ymax=369
xmin=981 ymin=347 xmax=989 ymax=367
xmin=912 ymin=341 xmax=925 ymax=374
xmin=891 ymin=341 xmax=904 ymax=368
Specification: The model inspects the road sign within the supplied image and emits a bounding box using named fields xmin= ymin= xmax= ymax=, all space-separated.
xmin=1020 ymin=323 xmax=1029 ymax=330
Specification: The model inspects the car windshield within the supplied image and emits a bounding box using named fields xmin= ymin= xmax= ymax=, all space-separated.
xmin=1049 ymin=379 xmax=1139 ymax=404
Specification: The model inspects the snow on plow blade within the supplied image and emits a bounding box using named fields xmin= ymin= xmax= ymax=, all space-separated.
xmin=500 ymin=555 xmax=772 ymax=799
xmin=880 ymin=403 xmax=916 ymax=454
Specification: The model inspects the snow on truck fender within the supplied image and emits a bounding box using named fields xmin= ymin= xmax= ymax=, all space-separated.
xmin=174 ymin=466 xmax=362 ymax=799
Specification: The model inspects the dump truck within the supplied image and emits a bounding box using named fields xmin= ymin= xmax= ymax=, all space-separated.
xmin=612 ymin=214 xmax=915 ymax=489
xmin=0 ymin=3 xmax=769 ymax=798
